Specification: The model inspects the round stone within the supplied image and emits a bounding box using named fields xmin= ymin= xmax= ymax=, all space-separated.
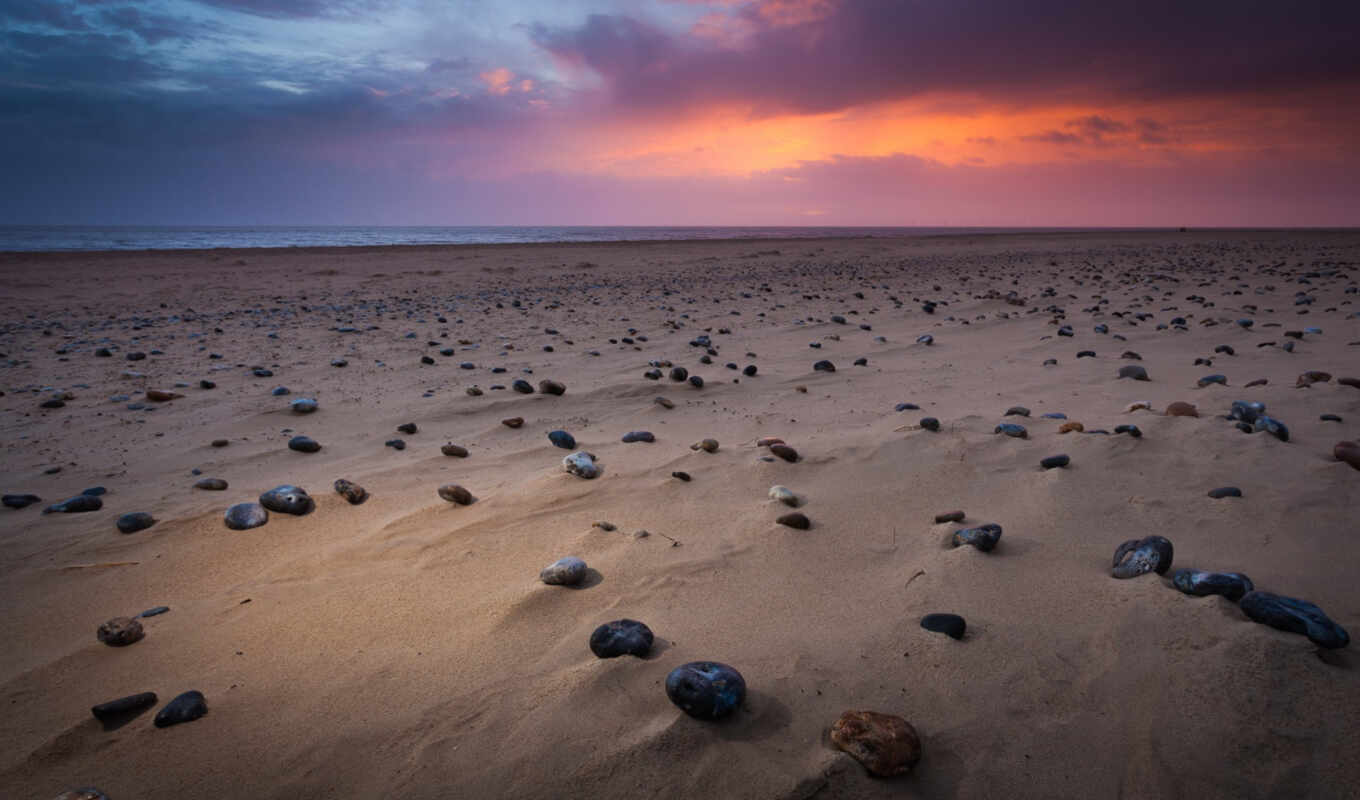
xmin=919 ymin=417 xmax=940 ymax=432
xmin=768 ymin=485 xmax=797 ymax=506
xmin=768 ymin=444 xmax=799 ymax=462
xmin=1118 ymin=365 xmax=1150 ymax=381
xmin=691 ymin=438 xmax=719 ymax=453
xmin=290 ymin=397 xmax=318 ymax=414
xmin=116 ymin=512 xmax=156 ymax=534
xmin=224 ymin=502 xmax=268 ymax=530
xmin=666 ymin=661 xmax=746 ymax=719
xmin=259 ymin=485 xmax=314 ymax=515
xmin=776 ymin=512 xmax=810 ymax=529
xmin=540 ymin=556 xmax=587 ymax=585
xmin=512 ymin=379 xmax=535 ymax=394
xmin=1039 ymin=454 xmax=1070 ymax=469
xmin=589 ymin=619 xmax=654 ymax=658
xmin=548 ymin=430 xmax=576 ymax=449
xmin=438 ymin=484 xmax=473 ymax=505
xmin=288 ymin=435 xmax=321 ymax=453
xmin=539 ymin=380 xmax=566 ymax=395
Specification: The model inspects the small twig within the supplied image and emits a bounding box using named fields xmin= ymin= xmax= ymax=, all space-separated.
xmin=905 ymin=569 xmax=926 ymax=589
xmin=59 ymin=561 xmax=139 ymax=571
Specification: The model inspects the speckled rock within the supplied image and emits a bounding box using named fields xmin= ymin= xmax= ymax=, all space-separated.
xmin=563 ymin=451 xmax=602 ymax=479
xmin=691 ymin=438 xmax=719 ymax=453
xmin=194 ymin=478 xmax=228 ymax=491
xmin=259 ymin=485 xmax=314 ymax=515
xmin=540 ymin=556 xmax=587 ymax=585
xmin=334 ymin=479 xmax=369 ymax=505
xmin=441 ymin=443 xmax=469 ymax=457
xmin=830 ymin=710 xmax=922 ymax=777
xmin=1111 ymin=535 xmax=1174 ymax=578
xmin=768 ymin=485 xmax=797 ymax=506
xmin=437 ymin=484 xmax=473 ymax=505
xmin=589 ymin=619 xmax=654 ymax=658
xmin=952 ymin=524 xmax=1002 ymax=552
xmin=1059 ymin=421 xmax=1084 ymax=433
xmin=1165 ymin=401 xmax=1198 ymax=417
xmin=97 ymin=616 xmax=144 ymax=647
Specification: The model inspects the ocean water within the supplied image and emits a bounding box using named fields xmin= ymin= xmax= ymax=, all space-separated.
xmin=0 ymin=225 xmax=1104 ymax=252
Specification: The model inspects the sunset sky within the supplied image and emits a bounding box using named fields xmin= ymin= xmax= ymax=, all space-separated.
xmin=2 ymin=0 xmax=1358 ymax=226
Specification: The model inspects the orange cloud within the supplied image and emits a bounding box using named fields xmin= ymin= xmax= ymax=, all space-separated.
xmin=479 ymin=68 xmax=514 ymax=95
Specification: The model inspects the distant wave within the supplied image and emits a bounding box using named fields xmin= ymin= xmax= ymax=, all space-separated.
xmin=0 ymin=225 xmax=1127 ymax=252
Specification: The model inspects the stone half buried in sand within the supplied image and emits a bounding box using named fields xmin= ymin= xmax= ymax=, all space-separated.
xmin=1335 ymin=441 xmax=1360 ymax=471
xmin=1165 ymin=401 xmax=1198 ymax=417
xmin=91 ymin=691 xmax=158 ymax=724
xmin=116 ymin=512 xmax=156 ymax=533
xmin=154 ymin=690 xmax=208 ymax=728
xmin=43 ymin=494 xmax=102 ymax=514
xmin=1239 ymin=591 xmax=1349 ymax=649
xmin=920 ymin=613 xmax=966 ymax=640
xmin=952 ymin=524 xmax=1002 ymax=552
xmin=562 ymin=451 xmax=602 ymax=479
xmin=768 ymin=485 xmax=797 ymax=506
xmin=1172 ymin=569 xmax=1254 ymax=602
xmin=589 ymin=619 xmax=654 ymax=658
xmin=1117 ymin=365 xmax=1149 ymax=381
xmin=1111 ymin=535 xmax=1174 ymax=579
xmin=665 ymin=661 xmax=746 ymax=720
xmin=830 ymin=710 xmax=923 ymax=777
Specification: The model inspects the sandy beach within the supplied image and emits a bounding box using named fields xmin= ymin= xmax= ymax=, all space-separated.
xmin=1 ymin=230 xmax=1357 ymax=799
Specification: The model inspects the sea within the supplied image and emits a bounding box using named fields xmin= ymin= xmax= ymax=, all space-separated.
xmin=0 ymin=225 xmax=1113 ymax=252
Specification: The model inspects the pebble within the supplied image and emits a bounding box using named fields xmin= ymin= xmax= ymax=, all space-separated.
xmin=539 ymin=380 xmax=566 ymax=395
xmin=146 ymin=389 xmax=181 ymax=402
xmin=916 ymin=334 xmax=934 ymax=345
xmin=334 ymin=479 xmax=369 ymax=504
xmin=97 ymin=616 xmax=144 ymax=647
xmin=1333 ymin=441 xmax=1360 ymax=470
xmin=1320 ymin=414 xmax=1342 ymax=422
xmin=437 ymin=484 xmax=473 ymax=505
xmin=1172 ymin=569 xmax=1254 ymax=602
xmin=1124 ymin=401 xmax=1152 ymax=412
xmin=1039 ymin=454 xmax=1070 ymax=469
xmin=502 ymin=417 xmax=524 ymax=428
xmin=688 ymin=375 xmax=705 ymax=389
xmin=116 ymin=512 xmax=156 ymax=534
xmin=1059 ymin=421 xmax=1085 ymax=433
xmin=288 ymin=435 xmax=321 ymax=453
xmin=1239 ymin=591 xmax=1349 ymax=648
xmin=1113 ymin=424 xmax=1142 ymax=438
xmin=466 ymin=386 xmax=484 ymax=396
xmin=1165 ymin=401 xmax=1198 ymax=417
xmin=593 ymin=521 xmax=616 ymax=531
xmin=768 ymin=444 xmax=799 ymax=462
xmin=194 ymin=477 xmax=229 ymax=491
xmin=540 ymin=556 xmax=587 ymax=585
xmin=224 ymin=502 xmax=268 ymax=530
xmin=1253 ymin=416 xmax=1289 ymax=442
xmin=259 ymin=485 xmax=314 ymax=515
xmin=91 ymin=691 xmax=158 ymax=724
xmin=512 ymin=379 xmax=535 ymax=394
xmin=1004 ymin=406 xmax=1030 ymax=417
xmin=669 ymin=367 xmax=688 ymax=382
xmin=934 ymin=510 xmax=965 ymax=523
xmin=691 ymin=438 xmax=719 ymax=453
xmin=2 ymin=493 xmax=42 ymax=509
xmin=385 ymin=439 xmax=406 ymax=450
xmin=776 ymin=512 xmax=810 ymax=529
xmin=441 ymin=443 xmax=469 ymax=457
xmin=1111 ymin=535 xmax=1174 ymax=578
xmin=813 ymin=360 xmax=836 ymax=372
xmin=1198 ymin=374 xmax=1228 ymax=388
xmin=154 ymin=690 xmax=208 ymax=728
xmin=672 ymin=471 xmax=691 ymax=481
xmin=138 ymin=606 xmax=170 ymax=618
xmin=920 ymin=613 xmax=966 ymax=640
xmin=768 ymin=485 xmax=797 ymax=506
xmin=43 ymin=495 xmax=103 ymax=514
xmin=1207 ymin=486 xmax=1242 ymax=498
xmin=952 ymin=524 xmax=1001 ymax=552
xmin=548 ymin=430 xmax=576 ymax=449
xmin=830 ymin=710 xmax=922 ymax=777
xmin=1244 ymin=378 xmax=1268 ymax=388
xmin=654 ymin=396 xmax=675 ymax=409
xmin=1076 ymin=350 xmax=1096 ymax=358
xmin=919 ymin=417 xmax=940 ymax=432
xmin=211 ymin=438 xmax=230 ymax=447
xmin=665 ymin=661 xmax=746 ymax=719
xmin=1041 ymin=412 xmax=1067 ymax=419
xmin=1117 ymin=365 xmax=1149 ymax=381
xmin=994 ymin=423 xmax=1028 ymax=438
xmin=82 ymin=487 xmax=107 ymax=496
xmin=589 ymin=619 xmax=654 ymax=658
xmin=895 ymin=402 xmax=920 ymax=411
xmin=1296 ymin=370 xmax=1332 ymax=387
xmin=621 ymin=431 xmax=655 ymax=443
xmin=563 ymin=451 xmax=602 ymax=479
xmin=397 ymin=422 xmax=418 ymax=435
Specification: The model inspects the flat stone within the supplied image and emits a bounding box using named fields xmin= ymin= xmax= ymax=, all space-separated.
xmin=830 ymin=710 xmax=922 ymax=777
xmin=287 ymin=435 xmax=321 ymax=453
xmin=501 ymin=417 xmax=524 ymax=428
xmin=934 ymin=510 xmax=965 ymax=523
xmin=91 ymin=691 xmax=158 ymax=724
xmin=43 ymin=495 xmax=102 ymax=514
xmin=1207 ymin=486 xmax=1242 ymax=498
xmin=920 ymin=613 xmax=966 ymax=640
xmin=194 ymin=478 xmax=228 ymax=490
xmin=154 ymin=690 xmax=207 ymax=728
xmin=441 ymin=443 xmax=469 ymax=457
xmin=3 ymin=493 xmax=42 ymax=509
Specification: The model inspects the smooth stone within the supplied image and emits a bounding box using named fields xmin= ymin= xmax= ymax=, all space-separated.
xmin=589 ymin=619 xmax=654 ymax=658
xmin=830 ymin=710 xmax=923 ymax=777
xmin=91 ymin=691 xmax=158 ymax=724
xmin=501 ymin=417 xmax=524 ymax=428
xmin=1041 ymin=412 xmax=1067 ymax=419
xmin=1229 ymin=400 xmax=1266 ymax=424
xmin=154 ymin=690 xmax=208 ymax=728
xmin=669 ymin=367 xmax=688 ymax=381
xmin=512 ymin=379 xmax=535 ymax=394
xmin=743 ymin=365 xmax=757 ymax=376
xmin=1111 ymin=535 xmax=1174 ymax=578
xmin=563 ymin=451 xmax=602 ymax=479
xmin=116 ymin=512 xmax=156 ymax=534
xmin=43 ymin=495 xmax=102 ymax=514
xmin=333 ymin=479 xmax=369 ymax=505
xmin=1114 ymin=424 xmax=1142 ymax=438
xmin=3 ymin=493 xmax=42 ymax=509
xmin=895 ymin=402 xmax=920 ymax=412
xmin=665 ymin=661 xmax=745 ymax=720
xmin=441 ymin=443 xmax=469 ymax=457
xmin=654 ymin=396 xmax=675 ymax=409
xmin=539 ymin=380 xmax=566 ymax=395
xmin=259 ymin=485 xmax=314 ymax=515
xmin=688 ymin=375 xmax=705 ymax=389
xmin=1207 ymin=486 xmax=1242 ymax=498
xmin=138 ymin=606 xmax=170 ymax=617
xmin=1040 ymin=454 xmax=1070 ymax=469
xmin=540 ymin=556 xmax=587 ymax=585
xmin=271 ymin=386 xmax=290 ymax=396
xmin=1076 ymin=350 xmax=1096 ymax=358
xmin=1004 ymin=406 xmax=1030 ymax=417
xmin=952 ymin=523 xmax=1001 ymax=552
xmin=211 ymin=438 xmax=230 ymax=447
xmin=1239 ymin=591 xmax=1349 ymax=648
xmin=97 ymin=616 xmax=144 ymax=647
xmin=1166 ymin=401 xmax=1198 ymax=417
xmin=768 ymin=485 xmax=797 ymax=506
xmin=916 ymin=334 xmax=933 ymax=345
xmin=920 ymin=613 xmax=966 ymax=640
xmin=1253 ymin=416 xmax=1289 ymax=442
xmin=691 ymin=438 xmax=719 ymax=453
xmin=934 ymin=510 xmax=965 ymax=523
xmin=287 ymin=435 xmax=321 ymax=453
xmin=385 ymin=438 xmax=406 ymax=450
xmin=621 ymin=431 xmax=655 ymax=443
xmin=1118 ymin=365 xmax=1150 ymax=381
xmin=776 ymin=512 xmax=810 ymax=529
xmin=1320 ymin=414 xmax=1342 ymax=422
xmin=593 ymin=521 xmax=616 ymax=532
xmin=82 ymin=487 xmax=107 ymax=496
xmin=768 ymin=444 xmax=799 ymax=462
xmin=994 ymin=423 xmax=1028 ymax=438
xmin=224 ymin=502 xmax=268 ymax=530
xmin=397 ymin=422 xmax=418 ymax=435
xmin=548 ymin=430 xmax=576 ymax=449
xmin=194 ymin=478 xmax=228 ymax=490
xmin=437 ymin=484 xmax=473 ymax=505
xmin=672 ymin=471 xmax=691 ymax=482
xmin=1197 ymin=374 xmax=1228 ymax=388
xmin=813 ymin=360 xmax=836 ymax=372
xmin=1335 ymin=441 xmax=1360 ymax=470
xmin=1172 ymin=569 xmax=1254 ymax=602
xmin=919 ymin=417 xmax=940 ymax=432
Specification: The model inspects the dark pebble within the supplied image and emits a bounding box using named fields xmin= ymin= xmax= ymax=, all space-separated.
xmin=92 ymin=692 xmax=158 ymax=724
xmin=952 ymin=524 xmax=1002 ymax=552
xmin=2 ymin=493 xmax=41 ymax=509
xmin=665 ymin=661 xmax=746 ymax=719
xmin=994 ymin=423 xmax=1028 ymax=438
xmin=224 ymin=502 xmax=268 ymax=530
xmin=1320 ymin=414 xmax=1342 ymax=422
xmin=138 ymin=606 xmax=170 ymax=617
xmin=589 ymin=619 xmax=654 ymax=658
xmin=813 ymin=359 xmax=836 ymax=372
xmin=211 ymin=439 xmax=230 ymax=447
xmin=919 ymin=417 xmax=940 ymax=432
xmin=768 ymin=444 xmax=799 ymax=462
xmin=776 ymin=512 xmax=810 ymax=529
xmin=1111 ymin=535 xmax=1174 ymax=578
xmin=548 ymin=430 xmax=576 ymax=449
xmin=82 ymin=486 xmax=106 ymax=496
xmin=397 ymin=422 xmax=418 ymax=435
xmin=669 ymin=367 xmax=688 ymax=382
xmin=934 ymin=510 xmax=965 ymax=523
xmin=116 ymin=512 xmax=156 ymax=534
xmin=438 ymin=484 xmax=473 ymax=505
xmin=259 ymin=485 xmax=314 ymax=515
xmin=97 ymin=616 xmax=144 ymax=647
xmin=288 ymin=435 xmax=321 ymax=453
xmin=1172 ymin=569 xmax=1254 ymax=602
xmin=194 ymin=478 xmax=228 ymax=490
xmin=895 ymin=403 xmax=920 ymax=412
xmin=154 ymin=690 xmax=208 ymax=728
xmin=920 ymin=613 xmax=966 ymax=640
xmin=334 ymin=479 xmax=369 ymax=505
xmin=1114 ymin=424 xmax=1142 ymax=438
xmin=441 ymin=443 xmax=469 ymax=457
xmin=1118 ymin=365 xmax=1149 ymax=381
xmin=1004 ymin=406 xmax=1030 ymax=417
xmin=1040 ymin=454 xmax=1070 ymax=469
xmin=672 ymin=471 xmax=692 ymax=482
xmin=688 ymin=375 xmax=704 ymax=388
xmin=539 ymin=380 xmax=566 ymax=395
xmin=385 ymin=438 xmax=406 ymax=450
xmin=621 ymin=431 xmax=655 ymax=443
xmin=1239 ymin=591 xmax=1349 ymax=649
xmin=1207 ymin=486 xmax=1242 ymax=498
xmin=512 ymin=379 xmax=535 ymax=394
xmin=43 ymin=495 xmax=103 ymax=514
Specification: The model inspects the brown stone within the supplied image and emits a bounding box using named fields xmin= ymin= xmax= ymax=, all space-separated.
xmin=501 ymin=417 xmax=524 ymax=428
xmin=1165 ymin=401 xmax=1198 ymax=417
xmin=830 ymin=710 xmax=922 ymax=777
xmin=441 ymin=443 xmax=469 ymax=457
xmin=333 ymin=479 xmax=369 ymax=505
xmin=1296 ymin=370 xmax=1332 ymax=388
xmin=776 ymin=512 xmax=810 ymax=529
xmin=1335 ymin=441 xmax=1360 ymax=471
xmin=654 ymin=396 xmax=675 ymax=409
xmin=438 ymin=484 xmax=473 ymax=505
xmin=97 ymin=616 xmax=144 ymax=647
xmin=691 ymin=438 xmax=719 ymax=453
xmin=1244 ymin=378 xmax=1268 ymax=388
xmin=768 ymin=444 xmax=799 ymax=462
xmin=1058 ymin=422 xmax=1084 ymax=434
xmin=146 ymin=389 xmax=181 ymax=402
xmin=756 ymin=437 xmax=785 ymax=448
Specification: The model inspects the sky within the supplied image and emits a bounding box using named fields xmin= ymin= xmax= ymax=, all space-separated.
xmin=1 ymin=0 xmax=1358 ymax=226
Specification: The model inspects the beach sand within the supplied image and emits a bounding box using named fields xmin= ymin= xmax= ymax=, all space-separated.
xmin=1 ymin=231 xmax=1357 ymax=799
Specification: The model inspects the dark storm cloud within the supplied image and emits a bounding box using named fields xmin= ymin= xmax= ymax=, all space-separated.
xmin=191 ymin=0 xmax=389 ymax=20
xmin=531 ymin=0 xmax=1360 ymax=116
